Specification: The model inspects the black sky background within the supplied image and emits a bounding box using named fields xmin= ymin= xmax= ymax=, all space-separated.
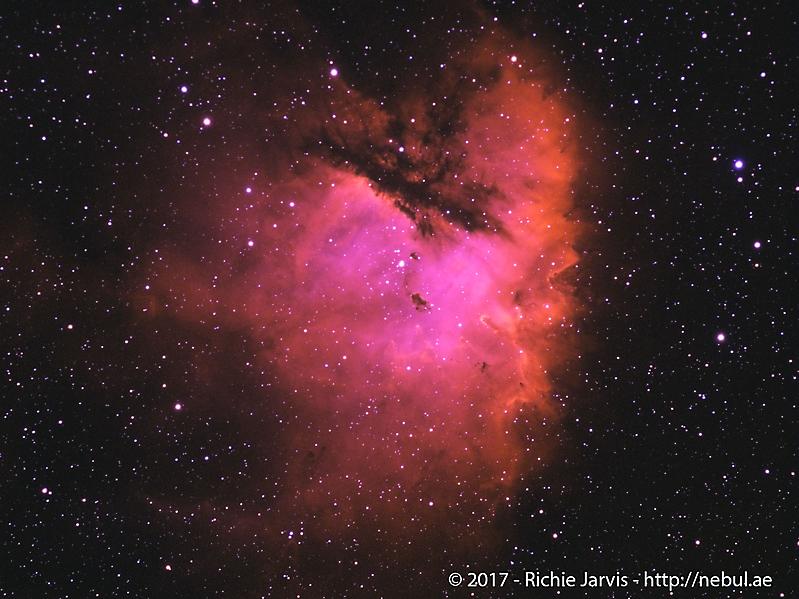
xmin=3 ymin=1 xmax=797 ymax=597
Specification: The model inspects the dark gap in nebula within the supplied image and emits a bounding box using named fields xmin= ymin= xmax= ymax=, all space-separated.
xmin=312 ymin=111 xmax=507 ymax=235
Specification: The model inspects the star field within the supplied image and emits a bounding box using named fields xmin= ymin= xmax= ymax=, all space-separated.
xmin=2 ymin=1 xmax=797 ymax=598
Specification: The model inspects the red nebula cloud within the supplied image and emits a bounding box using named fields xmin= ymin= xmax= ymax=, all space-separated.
xmin=137 ymin=31 xmax=582 ymax=582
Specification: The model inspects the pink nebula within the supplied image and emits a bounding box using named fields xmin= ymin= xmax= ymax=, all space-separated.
xmin=136 ymin=31 xmax=583 ymax=577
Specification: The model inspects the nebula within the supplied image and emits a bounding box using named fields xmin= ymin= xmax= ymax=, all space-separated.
xmin=136 ymin=28 xmax=581 ymax=587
